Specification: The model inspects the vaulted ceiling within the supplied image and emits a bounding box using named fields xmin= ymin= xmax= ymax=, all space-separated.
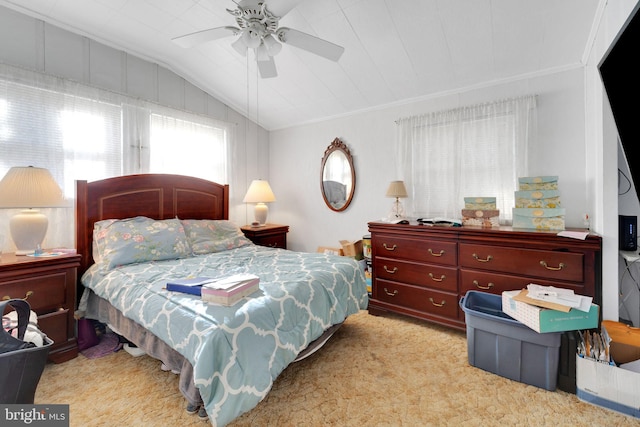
xmin=0 ymin=0 xmax=602 ymax=130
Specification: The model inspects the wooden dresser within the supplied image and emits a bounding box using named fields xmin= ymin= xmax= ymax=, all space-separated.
xmin=0 ymin=252 xmax=81 ymax=362
xmin=368 ymin=222 xmax=601 ymax=331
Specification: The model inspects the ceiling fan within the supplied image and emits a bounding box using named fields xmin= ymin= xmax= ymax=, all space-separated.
xmin=172 ymin=0 xmax=345 ymax=78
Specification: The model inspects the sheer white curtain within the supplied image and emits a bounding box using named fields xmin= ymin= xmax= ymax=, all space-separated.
xmin=0 ymin=64 xmax=233 ymax=252
xmin=396 ymin=95 xmax=537 ymax=222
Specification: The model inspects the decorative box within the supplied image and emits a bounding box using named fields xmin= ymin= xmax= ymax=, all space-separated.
xmin=512 ymin=208 xmax=565 ymax=230
xmin=518 ymin=176 xmax=558 ymax=191
xmin=464 ymin=197 xmax=496 ymax=210
xmin=461 ymin=209 xmax=500 ymax=227
xmin=515 ymin=190 xmax=561 ymax=209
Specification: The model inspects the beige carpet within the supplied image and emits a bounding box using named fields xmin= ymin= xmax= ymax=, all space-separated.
xmin=35 ymin=310 xmax=640 ymax=427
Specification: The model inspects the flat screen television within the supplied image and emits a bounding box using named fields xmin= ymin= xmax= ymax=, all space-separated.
xmin=600 ymin=2 xmax=640 ymax=195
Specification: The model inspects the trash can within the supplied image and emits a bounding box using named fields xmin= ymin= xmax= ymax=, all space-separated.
xmin=0 ymin=299 xmax=53 ymax=404
xmin=460 ymin=290 xmax=561 ymax=391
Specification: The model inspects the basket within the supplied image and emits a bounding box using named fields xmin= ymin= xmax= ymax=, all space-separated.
xmin=0 ymin=299 xmax=53 ymax=404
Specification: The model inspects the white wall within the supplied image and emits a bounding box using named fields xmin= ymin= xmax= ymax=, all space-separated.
xmin=0 ymin=5 xmax=264 ymax=229
xmin=270 ymin=69 xmax=590 ymax=252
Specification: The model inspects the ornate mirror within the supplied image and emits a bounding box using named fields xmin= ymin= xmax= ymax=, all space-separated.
xmin=321 ymin=138 xmax=356 ymax=212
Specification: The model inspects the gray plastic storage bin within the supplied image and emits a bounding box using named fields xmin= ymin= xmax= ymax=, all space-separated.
xmin=460 ymin=290 xmax=561 ymax=391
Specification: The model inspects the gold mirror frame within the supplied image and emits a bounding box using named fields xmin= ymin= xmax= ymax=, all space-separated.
xmin=320 ymin=138 xmax=356 ymax=212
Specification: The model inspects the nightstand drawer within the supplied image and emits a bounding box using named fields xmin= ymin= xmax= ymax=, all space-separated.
xmin=0 ymin=272 xmax=67 ymax=311
xmin=256 ymin=234 xmax=286 ymax=248
xmin=0 ymin=253 xmax=80 ymax=363
xmin=38 ymin=309 xmax=70 ymax=345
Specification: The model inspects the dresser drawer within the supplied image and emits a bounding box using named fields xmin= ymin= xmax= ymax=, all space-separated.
xmin=459 ymin=243 xmax=584 ymax=282
xmin=0 ymin=272 xmax=68 ymax=312
xmin=373 ymin=235 xmax=457 ymax=266
xmin=375 ymin=279 xmax=459 ymax=319
xmin=375 ymin=257 xmax=457 ymax=292
xmin=459 ymin=269 xmax=589 ymax=296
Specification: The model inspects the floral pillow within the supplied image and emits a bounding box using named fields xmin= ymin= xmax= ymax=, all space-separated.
xmin=93 ymin=216 xmax=191 ymax=271
xmin=181 ymin=219 xmax=253 ymax=255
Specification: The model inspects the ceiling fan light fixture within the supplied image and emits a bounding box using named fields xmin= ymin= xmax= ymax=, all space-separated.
xmin=231 ymin=36 xmax=248 ymax=56
xmin=242 ymin=27 xmax=262 ymax=49
xmin=256 ymin=42 xmax=270 ymax=61
xmin=263 ymin=34 xmax=282 ymax=56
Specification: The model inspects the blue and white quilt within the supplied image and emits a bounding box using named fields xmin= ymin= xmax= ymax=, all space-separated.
xmin=81 ymin=245 xmax=368 ymax=426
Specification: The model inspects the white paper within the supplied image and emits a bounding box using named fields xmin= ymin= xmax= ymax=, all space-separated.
xmin=557 ymin=230 xmax=589 ymax=240
xmin=526 ymin=283 xmax=593 ymax=312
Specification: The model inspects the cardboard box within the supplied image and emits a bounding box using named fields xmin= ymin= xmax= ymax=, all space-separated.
xmin=602 ymin=320 xmax=640 ymax=364
xmin=512 ymin=207 xmax=565 ymax=230
xmin=339 ymin=239 xmax=363 ymax=259
xmin=502 ymin=290 xmax=599 ymax=333
xmin=317 ymin=246 xmax=344 ymax=256
xmin=576 ymin=355 xmax=640 ymax=418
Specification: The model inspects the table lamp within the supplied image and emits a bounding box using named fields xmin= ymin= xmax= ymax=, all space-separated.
xmin=0 ymin=166 xmax=66 ymax=255
xmin=243 ymin=180 xmax=276 ymax=226
xmin=386 ymin=180 xmax=408 ymax=218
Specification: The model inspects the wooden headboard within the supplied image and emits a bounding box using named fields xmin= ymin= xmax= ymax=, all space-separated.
xmin=75 ymin=173 xmax=229 ymax=277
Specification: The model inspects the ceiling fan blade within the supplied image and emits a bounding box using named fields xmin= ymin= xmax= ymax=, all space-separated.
xmin=264 ymin=0 xmax=306 ymax=18
xmin=257 ymin=57 xmax=278 ymax=78
xmin=172 ymin=26 xmax=239 ymax=48
xmin=276 ymin=28 xmax=344 ymax=61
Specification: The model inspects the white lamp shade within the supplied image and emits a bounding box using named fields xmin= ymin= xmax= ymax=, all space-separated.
xmin=243 ymin=180 xmax=276 ymax=203
xmin=0 ymin=166 xmax=66 ymax=208
xmin=243 ymin=180 xmax=276 ymax=225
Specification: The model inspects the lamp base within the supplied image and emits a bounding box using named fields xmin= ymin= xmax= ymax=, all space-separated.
xmin=10 ymin=209 xmax=48 ymax=255
xmin=388 ymin=199 xmax=405 ymax=219
xmin=254 ymin=203 xmax=269 ymax=226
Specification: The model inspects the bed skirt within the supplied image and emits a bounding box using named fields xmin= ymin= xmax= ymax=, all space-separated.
xmin=78 ymin=288 xmax=343 ymax=407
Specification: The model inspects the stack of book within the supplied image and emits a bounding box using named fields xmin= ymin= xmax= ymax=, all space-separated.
xmin=166 ymin=274 xmax=260 ymax=306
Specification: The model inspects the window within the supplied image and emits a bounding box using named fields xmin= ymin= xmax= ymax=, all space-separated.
xmin=150 ymin=113 xmax=228 ymax=184
xmin=395 ymin=96 xmax=536 ymax=221
xmin=0 ymin=65 xmax=232 ymax=249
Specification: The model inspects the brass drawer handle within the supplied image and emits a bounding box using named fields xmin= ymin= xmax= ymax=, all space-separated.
xmin=429 ymin=297 xmax=445 ymax=307
xmin=428 ymin=248 xmax=445 ymax=257
xmin=2 ymin=290 xmax=34 ymax=301
xmin=383 ymin=265 xmax=398 ymax=274
xmin=540 ymin=260 xmax=565 ymax=271
xmin=472 ymin=280 xmax=494 ymax=290
xmin=383 ymin=288 xmax=398 ymax=297
xmin=428 ymin=273 xmax=445 ymax=282
xmin=383 ymin=243 xmax=397 ymax=251
xmin=472 ymin=253 xmax=493 ymax=263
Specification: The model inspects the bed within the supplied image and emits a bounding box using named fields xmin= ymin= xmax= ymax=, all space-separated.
xmin=75 ymin=174 xmax=368 ymax=426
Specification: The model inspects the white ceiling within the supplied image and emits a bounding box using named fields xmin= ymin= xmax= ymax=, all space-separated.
xmin=0 ymin=0 xmax=602 ymax=130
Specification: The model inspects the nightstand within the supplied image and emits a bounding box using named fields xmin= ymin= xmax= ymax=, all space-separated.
xmin=241 ymin=224 xmax=289 ymax=249
xmin=0 ymin=252 xmax=81 ymax=363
